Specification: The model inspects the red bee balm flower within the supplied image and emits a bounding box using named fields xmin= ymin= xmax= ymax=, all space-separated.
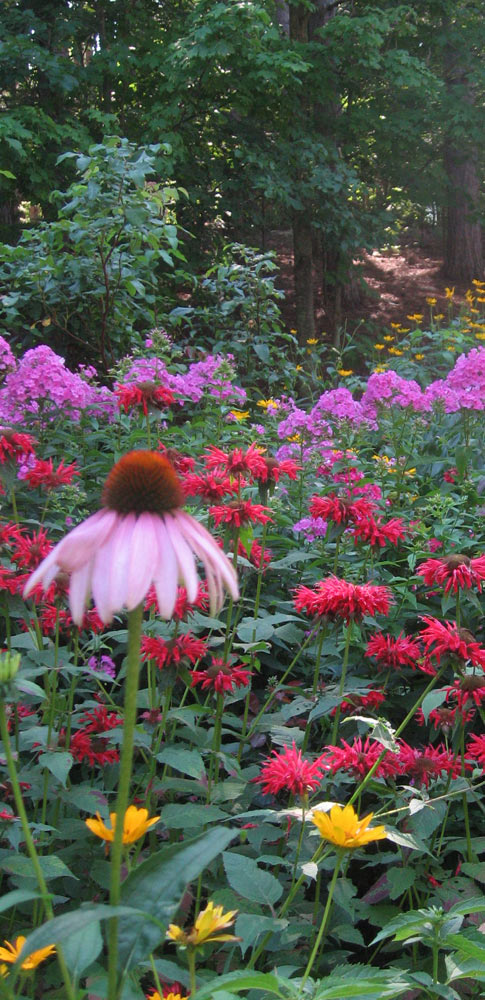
xmin=398 ymin=743 xmax=462 ymax=787
xmin=204 ymin=443 xmax=267 ymax=478
xmin=365 ymin=632 xmax=421 ymax=671
xmin=419 ymin=617 xmax=485 ymax=668
xmin=210 ymin=500 xmax=272 ymax=528
xmin=141 ymin=633 xmax=208 ymax=670
xmin=351 ymin=516 xmax=408 ymax=548
xmin=190 ymin=658 xmax=251 ymax=693
xmin=24 ymin=451 xmax=238 ymax=623
xmin=323 ymin=737 xmax=401 ymax=780
xmin=294 ymin=576 xmax=392 ymax=623
xmin=309 ymin=493 xmax=376 ymax=525
xmin=255 ymin=742 xmax=328 ymax=797
xmin=0 ymin=428 xmax=36 ymax=463
xmin=115 ymin=382 xmax=175 ymax=414
xmin=24 ymin=458 xmax=79 ymax=490
xmin=417 ymin=553 xmax=485 ymax=594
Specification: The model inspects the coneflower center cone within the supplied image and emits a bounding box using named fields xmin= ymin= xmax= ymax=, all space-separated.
xmin=102 ymin=451 xmax=184 ymax=515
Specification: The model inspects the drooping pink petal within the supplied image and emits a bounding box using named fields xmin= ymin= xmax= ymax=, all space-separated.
xmin=164 ymin=513 xmax=199 ymax=602
xmin=125 ymin=514 xmax=160 ymax=610
xmin=152 ymin=517 xmax=179 ymax=617
xmin=69 ymin=561 xmax=93 ymax=625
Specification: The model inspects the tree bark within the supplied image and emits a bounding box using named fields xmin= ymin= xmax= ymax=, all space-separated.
xmin=443 ymin=40 xmax=483 ymax=282
xmin=289 ymin=4 xmax=315 ymax=341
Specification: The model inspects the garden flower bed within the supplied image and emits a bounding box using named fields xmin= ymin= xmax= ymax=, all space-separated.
xmin=2 ymin=294 xmax=485 ymax=1000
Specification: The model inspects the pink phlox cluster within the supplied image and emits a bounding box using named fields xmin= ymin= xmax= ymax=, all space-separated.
xmin=311 ymin=387 xmax=367 ymax=426
xmin=361 ymin=370 xmax=426 ymax=421
xmin=0 ymin=336 xmax=16 ymax=375
xmin=123 ymin=353 xmax=246 ymax=404
xmin=0 ymin=346 xmax=114 ymax=422
xmin=293 ymin=516 xmax=327 ymax=541
xmin=424 ymin=348 xmax=485 ymax=412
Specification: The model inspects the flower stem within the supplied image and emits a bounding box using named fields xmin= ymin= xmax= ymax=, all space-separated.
xmin=188 ymin=947 xmax=197 ymax=999
xmin=300 ymin=850 xmax=343 ymax=989
xmin=329 ymin=622 xmax=352 ymax=745
xmin=0 ymin=701 xmax=76 ymax=1000
xmin=107 ymin=602 xmax=144 ymax=1000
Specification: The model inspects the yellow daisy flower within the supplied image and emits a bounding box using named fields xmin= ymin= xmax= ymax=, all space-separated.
xmin=337 ymin=369 xmax=353 ymax=376
xmin=311 ymin=803 xmax=387 ymax=850
xmin=445 ymin=287 xmax=455 ymax=299
xmin=414 ymin=353 xmax=425 ymax=360
xmin=0 ymin=936 xmax=56 ymax=970
xmin=383 ymin=335 xmax=395 ymax=342
xmin=426 ymin=297 xmax=437 ymax=306
xmin=85 ymin=805 xmax=160 ymax=851
xmin=229 ymin=409 xmax=250 ymax=421
xmin=167 ymin=901 xmax=238 ymax=948
xmin=374 ymin=344 xmax=386 ymax=351
xmin=257 ymin=398 xmax=277 ymax=411
xmin=306 ymin=338 xmax=318 ymax=345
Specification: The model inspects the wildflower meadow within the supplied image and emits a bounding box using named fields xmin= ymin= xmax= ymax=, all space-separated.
xmin=3 ymin=280 xmax=485 ymax=1000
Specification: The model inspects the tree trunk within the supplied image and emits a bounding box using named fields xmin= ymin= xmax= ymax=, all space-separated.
xmin=292 ymin=210 xmax=315 ymax=341
xmin=289 ymin=4 xmax=315 ymax=341
xmin=443 ymin=36 xmax=483 ymax=282
xmin=443 ymin=147 xmax=483 ymax=282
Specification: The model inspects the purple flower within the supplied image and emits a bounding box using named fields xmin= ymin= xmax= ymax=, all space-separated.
xmin=87 ymin=655 xmax=117 ymax=679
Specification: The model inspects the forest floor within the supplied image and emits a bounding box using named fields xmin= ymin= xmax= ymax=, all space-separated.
xmin=269 ymin=230 xmax=470 ymax=336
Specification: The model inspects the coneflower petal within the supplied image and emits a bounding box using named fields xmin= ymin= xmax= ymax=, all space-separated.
xmin=126 ymin=514 xmax=160 ymax=610
xmin=108 ymin=514 xmax=137 ymax=612
xmin=69 ymin=561 xmax=94 ymax=625
xmin=152 ymin=518 xmax=178 ymax=617
xmin=164 ymin=514 xmax=199 ymax=603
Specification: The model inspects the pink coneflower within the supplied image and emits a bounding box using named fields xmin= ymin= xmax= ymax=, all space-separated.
xmin=309 ymin=493 xmax=376 ymax=525
xmin=365 ymin=632 xmax=421 ymax=671
xmin=190 ymin=657 xmax=251 ymax=694
xmin=141 ymin=633 xmax=208 ymax=670
xmin=417 ymin=553 xmax=485 ymax=594
xmin=294 ymin=576 xmax=392 ymax=623
xmin=397 ymin=742 xmax=462 ymax=788
xmin=24 ymin=451 xmax=238 ymax=624
xmin=419 ymin=617 xmax=485 ymax=669
xmin=23 ymin=458 xmax=79 ymax=491
xmin=115 ymin=382 xmax=175 ymax=414
xmin=254 ymin=742 xmax=328 ymax=797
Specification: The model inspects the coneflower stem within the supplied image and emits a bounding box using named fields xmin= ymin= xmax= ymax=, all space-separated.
xmin=107 ymin=602 xmax=144 ymax=1000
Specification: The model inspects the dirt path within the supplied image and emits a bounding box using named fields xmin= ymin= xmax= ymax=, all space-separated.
xmin=268 ymin=232 xmax=470 ymax=334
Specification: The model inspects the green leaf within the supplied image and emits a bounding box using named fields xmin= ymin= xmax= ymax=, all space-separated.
xmin=223 ymin=852 xmax=283 ymax=905
xmin=118 ymin=827 xmax=236 ymax=970
xmin=2 ymin=854 xmax=77 ymax=882
xmin=235 ymin=914 xmax=288 ymax=956
xmin=195 ymin=972 xmax=282 ymax=1000
xmin=160 ymin=803 xmax=226 ymax=828
xmin=157 ymin=747 xmax=206 ymax=779
xmin=62 ymin=920 xmax=103 ymax=976
xmin=38 ymin=751 xmax=73 ymax=788
xmin=17 ymin=905 xmax=147 ymax=962
xmin=0 ymin=889 xmax=47 ymax=914
xmin=387 ymin=867 xmax=416 ymax=900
